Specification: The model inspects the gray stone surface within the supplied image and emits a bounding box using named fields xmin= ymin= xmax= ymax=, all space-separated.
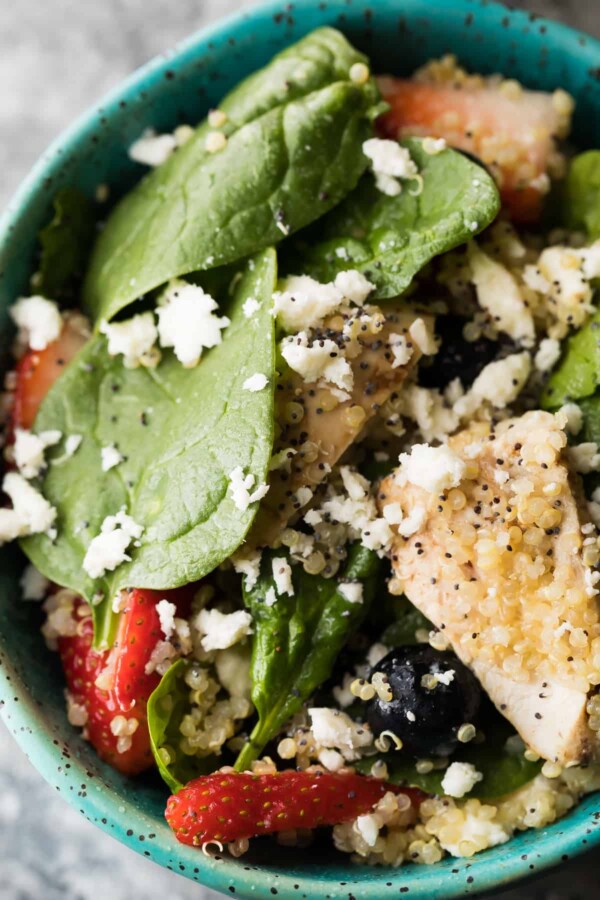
xmin=0 ymin=1 xmax=598 ymax=898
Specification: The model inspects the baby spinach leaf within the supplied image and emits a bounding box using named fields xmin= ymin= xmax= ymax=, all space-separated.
xmin=234 ymin=544 xmax=380 ymax=771
xmin=37 ymin=188 xmax=96 ymax=299
xmin=542 ymin=307 xmax=600 ymax=408
xmin=563 ymin=151 xmax=600 ymax=239
xmin=147 ymin=659 xmax=216 ymax=792
xmin=282 ymin=139 xmax=500 ymax=299
xmin=83 ymin=27 xmax=382 ymax=324
xmin=381 ymin=598 xmax=432 ymax=647
xmin=21 ymin=249 xmax=277 ymax=648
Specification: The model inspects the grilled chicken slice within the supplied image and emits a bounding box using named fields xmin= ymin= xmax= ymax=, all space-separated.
xmin=380 ymin=410 xmax=600 ymax=765
xmin=249 ymin=308 xmax=433 ymax=548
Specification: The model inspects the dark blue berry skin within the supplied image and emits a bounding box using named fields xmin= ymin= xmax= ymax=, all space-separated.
xmin=366 ymin=646 xmax=482 ymax=757
xmin=418 ymin=315 xmax=502 ymax=389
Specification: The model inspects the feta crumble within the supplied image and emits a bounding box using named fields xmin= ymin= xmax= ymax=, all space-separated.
xmin=568 ymin=442 xmax=600 ymax=474
xmin=53 ymin=434 xmax=83 ymax=466
xmin=309 ymin=707 xmax=372 ymax=760
xmin=10 ymin=296 xmax=62 ymax=351
xmin=101 ymin=445 xmax=124 ymax=472
xmin=242 ymin=373 xmax=268 ymax=392
xmin=82 ymin=511 xmax=144 ymax=579
xmin=129 ymin=129 xmax=177 ymax=167
xmin=273 ymin=270 xmax=374 ymax=332
xmin=0 ymin=472 xmax=57 ymax=543
xmin=338 ymin=582 xmax=364 ymax=604
xmin=20 ymin=564 xmax=49 ymax=601
xmin=388 ymin=333 xmax=413 ymax=368
xmin=157 ymin=280 xmax=230 ymax=368
xmin=272 ymin=557 xmax=294 ymax=596
xmin=409 ymin=318 xmax=438 ymax=356
xmin=441 ymin=761 xmax=484 ymax=799
xmin=195 ymin=608 xmax=253 ymax=651
xmin=100 ymin=312 xmax=159 ymax=369
xmin=156 ymin=598 xmax=177 ymax=639
xmin=228 ymin=467 xmax=270 ymax=511
xmin=397 ymin=444 xmax=466 ymax=495
xmin=468 ymin=244 xmax=535 ymax=346
xmin=231 ymin=547 xmax=262 ymax=590
xmin=14 ymin=428 xmax=62 ymax=479
xmin=363 ymin=138 xmax=418 ymax=197
xmin=242 ymin=297 xmax=260 ymax=319
xmin=281 ymin=332 xmax=353 ymax=392
xmin=264 ymin=587 xmax=278 ymax=607
xmin=534 ymin=338 xmax=561 ymax=373
xmin=557 ymin=403 xmax=583 ymax=436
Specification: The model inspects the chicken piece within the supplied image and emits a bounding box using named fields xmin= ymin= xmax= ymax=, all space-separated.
xmin=249 ymin=308 xmax=433 ymax=548
xmin=380 ymin=410 xmax=600 ymax=765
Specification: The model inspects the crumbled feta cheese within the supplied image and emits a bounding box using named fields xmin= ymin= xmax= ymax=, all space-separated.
xmin=333 ymin=270 xmax=374 ymax=306
xmin=129 ymin=129 xmax=177 ymax=167
xmin=157 ymin=280 xmax=230 ymax=367
xmin=304 ymin=509 xmax=322 ymax=527
xmin=308 ymin=707 xmax=372 ymax=760
xmin=20 ymin=564 xmax=49 ymax=601
xmin=318 ymin=748 xmax=346 ymax=772
xmin=398 ymin=504 xmax=426 ymax=538
xmin=231 ymin=547 xmax=262 ymax=590
xmin=82 ymin=511 xmax=144 ymax=579
xmin=10 ymin=296 xmax=62 ymax=351
xmin=422 ymin=136 xmax=447 ymax=155
xmin=391 ymin=384 xmax=459 ymax=443
xmin=397 ymin=444 xmax=466 ymax=494
xmin=242 ymin=373 xmax=268 ymax=392
xmin=382 ymin=501 xmax=403 ymax=526
xmin=568 ymin=442 xmax=600 ymax=474
xmin=534 ymin=338 xmax=561 ymax=373
xmin=454 ymin=352 xmax=532 ymax=419
xmin=66 ymin=691 xmax=89 ymax=728
xmin=363 ymin=138 xmax=418 ymax=196
xmin=273 ymin=270 xmax=373 ymax=332
xmin=0 ymin=472 xmax=57 ymax=543
xmin=101 ymin=445 xmax=124 ymax=472
xmin=196 ymin=608 xmax=253 ymax=651
xmin=434 ymin=669 xmax=455 ymax=686
xmin=355 ymin=814 xmax=380 ymax=846
xmin=557 ymin=402 xmax=583 ymax=436
xmin=100 ymin=312 xmax=159 ymax=369
xmin=441 ymin=761 xmax=484 ymax=798
xmin=281 ymin=332 xmax=353 ymax=391
xmin=14 ymin=428 xmax=62 ymax=479
xmin=156 ymin=598 xmax=177 ymax=639
xmin=437 ymin=805 xmax=509 ymax=857
xmin=468 ymin=244 xmax=535 ymax=346
xmin=228 ymin=467 xmax=270 ymax=512
xmin=409 ymin=318 xmax=438 ymax=356
xmin=338 ymin=582 xmax=363 ymax=604
xmin=317 ymin=466 xmax=394 ymax=554
xmin=264 ymin=587 xmax=278 ymax=607
xmin=242 ymin=297 xmax=260 ymax=319
xmin=65 ymin=435 xmax=83 ymax=457
xmin=388 ymin=333 xmax=413 ymax=368
xmin=272 ymin=557 xmax=294 ymax=597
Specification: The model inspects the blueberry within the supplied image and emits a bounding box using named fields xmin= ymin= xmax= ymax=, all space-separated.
xmin=366 ymin=646 xmax=482 ymax=757
xmin=418 ymin=315 xmax=504 ymax=389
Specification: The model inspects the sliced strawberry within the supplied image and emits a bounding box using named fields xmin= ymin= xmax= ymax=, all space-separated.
xmin=165 ymin=770 xmax=423 ymax=846
xmin=377 ymin=75 xmax=570 ymax=223
xmin=12 ymin=314 xmax=88 ymax=431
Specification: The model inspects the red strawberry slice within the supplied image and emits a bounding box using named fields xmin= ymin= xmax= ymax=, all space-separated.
xmin=377 ymin=76 xmax=569 ymax=223
xmin=12 ymin=314 xmax=88 ymax=431
xmin=165 ymin=770 xmax=423 ymax=846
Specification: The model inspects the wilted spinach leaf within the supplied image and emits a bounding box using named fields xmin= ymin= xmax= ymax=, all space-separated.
xmin=234 ymin=544 xmax=380 ymax=771
xmin=542 ymin=307 xmax=600 ymax=409
xmin=22 ymin=249 xmax=277 ymax=648
xmin=563 ymin=151 xmax=600 ymax=239
xmin=37 ymin=188 xmax=96 ymax=299
xmin=147 ymin=659 xmax=216 ymax=792
xmin=282 ymin=139 xmax=500 ymax=299
xmin=381 ymin=596 xmax=432 ymax=647
xmin=83 ymin=27 xmax=382 ymax=323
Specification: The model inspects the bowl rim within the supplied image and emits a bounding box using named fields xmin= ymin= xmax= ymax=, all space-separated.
xmin=2 ymin=0 xmax=600 ymax=897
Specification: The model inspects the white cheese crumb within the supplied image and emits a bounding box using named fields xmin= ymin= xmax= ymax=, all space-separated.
xmin=272 ymin=557 xmax=294 ymax=597
xmin=20 ymin=564 xmax=49 ymax=601
xmin=65 ymin=435 xmax=83 ymax=457
xmin=281 ymin=332 xmax=353 ymax=391
xmin=382 ymin=501 xmax=404 ymax=526
xmin=454 ymin=352 xmax=532 ymax=419
xmin=231 ymin=547 xmax=262 ymax=591
xmin=398 ymin=504 xmax=426 ymax=538
xmin=264 ymin=587 xmax=278 ymax=607
xmin=388 ymin=333 xmax=413 ymax=368
xmin=14 ymin=429 xmax=62 ymax=479
xmin=468 ymin=243 xmax=535 ymax=346
xmin=406 ymin=710 xmax=416 ymax=722
xmin=441 ymin=761 xmax=483 ymax=798
xmin=10 ymin=296 xmax=62 ymax=351
xmin=196 ymin=608 xmax=253 ymax=651
xmin=557 ymin=403 xmax=583 ymax=436
xmin=304 ymin=509 xmax=323 ymax=527
xmin=534 ymin=337 xmax=561 ymax=373
xmin=309 ymin=707 xmax=372 ymax=760
xmin=435 ymin=669 xmax=455 ymax=686
xmin=568 ymin=442 xmax=600 ymax=474
xmin=355 ymin=814 xmax=380 ymax=847
xmin=157 ymin=280 xmax=230 ymax=368
xmin=129 ymin=129 xmax=177 ymax=167
xmin=101 ymin=445 xmax=124 ymax=472
xmin=228 ymin=467 xmax=270 ymax=511
xmin=409 ymin=318 xmax=437 ymax=356
xmin=333 ymin=270 xmax=374 ymax=305
xmin=100 ymin=312 xmax=159 ymax=369
xmin=242 ymin=373 xmax=268 ymax=392
xmin=273 ymin=270 xmax=373 ymax=332
xmin=397 ymin=444 xmax=466 ymax=494
xmin=242 ymin=297 xmax=260 ymax=319
xmin=422 ymin=136 xmax=447 ymax=155
xmin=0 ymin=472 xmax=57 ymax=543
xmin=338 ymin=582 xmax=363 ymax=604
xmin=363 ymin=138 xmax=418 ymax=197
xmin=156 ymin=599 xmax=177 ymax=639
xmin=82 ymin=511 xmax=144 ymax=579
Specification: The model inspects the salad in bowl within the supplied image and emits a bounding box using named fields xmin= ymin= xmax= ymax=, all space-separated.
xmin=3 ymin=25 xmax=600 ymax=869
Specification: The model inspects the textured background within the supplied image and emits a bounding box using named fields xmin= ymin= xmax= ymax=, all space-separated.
xmin=0 ymin=1 xmax=598 ymax=898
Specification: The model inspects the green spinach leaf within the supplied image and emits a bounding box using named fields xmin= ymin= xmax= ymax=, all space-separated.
xmin=282 ymin=139 xmax=500 ymax=298
xmin=37 ymin=188 xmax=96 ymax=299
xmin=147 ymin=659 xmax=216 ymax=792
xmin=83 ymin=28 xmax=382 ymax=323
xmin=22 ymin=249 xmax=277 ymax=648
xmin=542 ymin=307 xmax=600 ymax=409
xmin=563 ymin=151 xmax=600 ymax=239
xmin=381 ymin=597 xmax=432 ymax=647
xmin=234 ymin=544 xmax=380 ymax=771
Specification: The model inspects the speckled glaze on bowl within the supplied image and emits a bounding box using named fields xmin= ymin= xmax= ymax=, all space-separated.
xmin=1 ymin=1 xmax=600 ymax=896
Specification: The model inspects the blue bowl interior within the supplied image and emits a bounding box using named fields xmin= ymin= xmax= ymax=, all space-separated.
xmin=1 ymin=1 xmax=600 ymax=897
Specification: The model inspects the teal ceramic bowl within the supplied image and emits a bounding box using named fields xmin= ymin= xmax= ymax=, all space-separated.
xmin=1 ymin=1 xmax=600 ymax=896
